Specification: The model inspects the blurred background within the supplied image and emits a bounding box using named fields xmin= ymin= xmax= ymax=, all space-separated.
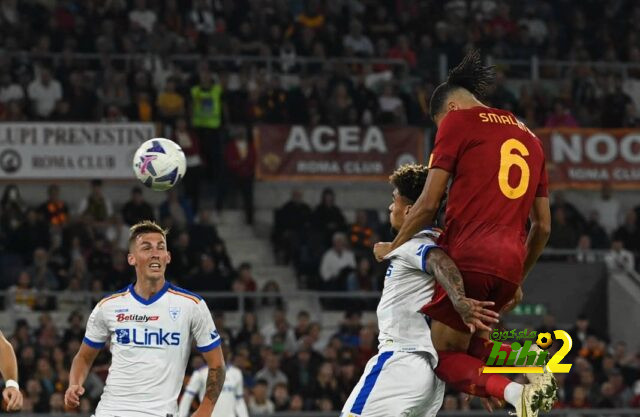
xmin=0 ymin=0 xmax=639 ymax=416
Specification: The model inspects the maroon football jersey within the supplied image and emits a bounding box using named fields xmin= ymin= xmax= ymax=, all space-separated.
xmin=428 ymin=106 xmax=548 ymax=283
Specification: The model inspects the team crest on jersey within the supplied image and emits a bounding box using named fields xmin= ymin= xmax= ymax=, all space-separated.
xmin=169 ymin=306 xmax=181 ymax=321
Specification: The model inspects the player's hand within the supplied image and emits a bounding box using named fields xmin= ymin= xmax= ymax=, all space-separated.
xmin=501 ymin=286 xmax=523 ymax=314
xmin=2 ymin=387 xmax=23 ymax=411
xmin=64 ymin=385 xmax=85 ymax=408
xmin=453 ymin=298 xmax=500 ymax=333
xmin=373 ymin=242 xmax=393 ymax=262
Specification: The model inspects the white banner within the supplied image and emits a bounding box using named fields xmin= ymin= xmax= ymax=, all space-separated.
xmin=0 ymin=123 xmax=155 ymax=179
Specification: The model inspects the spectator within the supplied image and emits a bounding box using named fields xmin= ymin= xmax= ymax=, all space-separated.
xmin=548 ymin=207 xmax=579 ymax=249
xmin=349 ymin=210 xmax=375 ymax=256
xmin=77 ymin=179 xmax=114 ymax=224
xmin=1 ymin=184 xmax=26 ymax=239
xmin=319 ymin=232 xmax=357 ymax=291
xmin=307 ymin=362 xmax=341 ymax=410
xmin=173 ymin=117 xmax=204 ymax=212
xmin=236 ymin=263 xmax=257 ymax=292
xmin=294 ymin=311 xmax=311 ymax=340
xmin=27 ymin=67 xmax=63 ymax=119
xmin=166 ymin=231 xmax=196 ymax=281
xmin=575 ymin=235 xmax=597 ymax=263
xmin=602 ymin=74 xmax=635 ymax=127
xmin=604 ymin=240 xmax=635 ymax=273
xmin=256 ymin=351 xmax=289 ymax=396
xmin=545 ymin=99 xmax=579 ymax=127
xmin=312 ymin=188 xmax=347 ymax=249
xmin=584 ymin=211 xmax=610 ymax=249
xmin=387 ymin=35 xmax=417 ymax=68
xmin=223 ymin=126 xmax=256 ymax=225
xmin=248 ymin=379 xmax=275 ymax=415
xmin=38 ymin=184 xmax=69 ymax=226
xmin=0 ymin=72 xmax=24 ymax=104
xmin=343 ymin=20 xmax=374 ymax=56
xmin=272 ymin=381 xmax=290 ymax=411
xmin=121 ymin=186 xmax=155 ymax=226
xmin=613 ymin=210 xmax=639 ymax=252
xmin=27 ymin=248 xmax=59 ymax=290
xmin=14 ymin=210 xmax=51 ymax=263
xmin=6 ymin=271 xmax=37 ymax=312
xmin=346 ymin=257 xmax=378 ymax=292
xmin=378 ymin=82 xmax=406 ymax=124
xmin=189 ymin=0 xmax=216 ymax=36
xmin=156 ymin=77 xmax=185 ymax=126
xmin=158 ymin=189 xmax=194 ymax=229
xmin=66 ymin=71 xmax=98 ymax=121
xmin=235 ymin=312 xmax=259 ymax=348
xmin=272 ymin=189 xmax=312 ymax=265
xmin=128 ymin=0 xmax=156 ymax=33
xmin=569 ymin=315 xmax=599 ymax=353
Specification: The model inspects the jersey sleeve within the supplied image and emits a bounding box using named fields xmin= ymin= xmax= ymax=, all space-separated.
xmin=191 ymin=300 xmax=222 ymax=352
xmin=536 ymin=158 xmax=549 ymax=197
xmin=428 ymin=111 xmax=468 ymax=173
xmin=400 ymin=240 xmax=440 ymax=273
xmin=83 ymin=304 xmax=109 ymax=349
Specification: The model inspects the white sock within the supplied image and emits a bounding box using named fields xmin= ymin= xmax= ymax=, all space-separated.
xmin=504 ymin=382 xmax=523 ymax=408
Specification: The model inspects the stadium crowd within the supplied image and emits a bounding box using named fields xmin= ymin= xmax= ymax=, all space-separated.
xmin=1 ymin=0 xmax=640 ymax=414
xmin=0 ymin=0 xmax=639 ymax=129
xmin=1 ymin=179 xmax=640 ymax=412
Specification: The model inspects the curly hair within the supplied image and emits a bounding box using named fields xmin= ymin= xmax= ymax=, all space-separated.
xmin=429 ymin=49 xmax=496 ymax=120
xmin=128 ymin=220 xmax=168 ymax=247
xmin=389 ymin=164 xmax=429 ymax=203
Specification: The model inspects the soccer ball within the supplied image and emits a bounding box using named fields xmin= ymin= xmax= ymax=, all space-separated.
xmin=133 ymin=138 xmax=186 ymax=191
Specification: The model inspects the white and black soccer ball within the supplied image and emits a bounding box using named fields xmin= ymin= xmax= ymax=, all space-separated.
xmin=133 ymin=138 xmax=186 ymax=191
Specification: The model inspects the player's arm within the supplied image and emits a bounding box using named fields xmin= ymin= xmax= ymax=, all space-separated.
xmin=192 ymin=346 xmax=226 ymax=417
xmin=522 ymin=196 xmax=551 ymax=280
xmin=0 ymin=331 xmax=23 ymax=411
xmin=65 ymin=343 xmax=100 ymax=408
xmin=426 ymin=248 xmax=499 ymax=333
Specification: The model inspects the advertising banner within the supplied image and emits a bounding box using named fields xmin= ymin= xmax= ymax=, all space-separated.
xmin=256 ymin=125 xmax=424 ymax=180
xmin=0 ymin=123 xmax=155 ymax=179
xmin=536 ymin=128 xmax=640 ymax=189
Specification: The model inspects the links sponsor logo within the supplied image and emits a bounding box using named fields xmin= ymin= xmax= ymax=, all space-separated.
xmin=115 ymin=328 xmax=180 ymax=346
xmin=483 ymin=329 xmax=573 ymax=374
xmin=116 ymin=313 xmax=159 ymax=322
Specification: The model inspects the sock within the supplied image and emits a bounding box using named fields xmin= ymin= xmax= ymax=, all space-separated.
xmin=468 ymin=335 xmax=514 ymax=361
xmin=436 ymin=351 xmax=512 ymax=399
xmin=503 ymin=382 xmax=524 ymax=408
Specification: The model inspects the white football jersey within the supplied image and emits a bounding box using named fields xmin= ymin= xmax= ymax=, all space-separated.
xmin=378 ymin=229 xmax=440 ymax=361
xmin=83 ymin=282 xmax=221 ymax=417
xmin=178 ymin=365 xmax=249 ymax=417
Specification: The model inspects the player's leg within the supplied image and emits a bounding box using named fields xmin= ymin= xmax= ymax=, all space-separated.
xmin=341 ymin=352 xmax=439 ymax=417
xmin=422 ymin=272 xmax=555 ymax=415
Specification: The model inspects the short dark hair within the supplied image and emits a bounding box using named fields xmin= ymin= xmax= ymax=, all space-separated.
xmin=429 ymin=49 xmax=496 ymax=120
xmin=389 ymin=164 xmax=429 ymax=203
xmin=128 ymin=220 xmax=168 ymax=248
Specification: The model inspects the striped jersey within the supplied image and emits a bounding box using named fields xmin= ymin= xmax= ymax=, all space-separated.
xmin=378 ymin=229 xmax=439 ymax=361
xmin=84 ymin=281 xmax=221 ymax=417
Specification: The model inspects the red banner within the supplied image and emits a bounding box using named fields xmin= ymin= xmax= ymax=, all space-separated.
xmin=255 ymin=125 xmax=424 ymax=180
xmin=536 ymin=128 xmax=640 ymax=189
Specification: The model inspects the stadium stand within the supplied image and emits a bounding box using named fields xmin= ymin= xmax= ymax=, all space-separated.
xmin=1 ymin=0 xmax=640 ymax=416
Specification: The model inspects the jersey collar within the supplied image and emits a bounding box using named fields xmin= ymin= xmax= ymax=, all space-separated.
xmin=128 ymin=281 xmax=170 ymax=305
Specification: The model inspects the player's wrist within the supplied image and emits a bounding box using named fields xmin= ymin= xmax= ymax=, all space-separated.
xmin=4 ymin=379 xmax=19 ymax=390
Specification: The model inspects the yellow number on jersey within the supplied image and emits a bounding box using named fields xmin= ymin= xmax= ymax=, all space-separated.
xmin=498 ymin=139 xmax=530 ymax=199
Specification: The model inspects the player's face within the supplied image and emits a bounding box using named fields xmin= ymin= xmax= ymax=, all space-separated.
xmin=128 ymin=232 xmax=171 ymax=280
xmin=389 ymin=189 xmax=411 ymax=232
